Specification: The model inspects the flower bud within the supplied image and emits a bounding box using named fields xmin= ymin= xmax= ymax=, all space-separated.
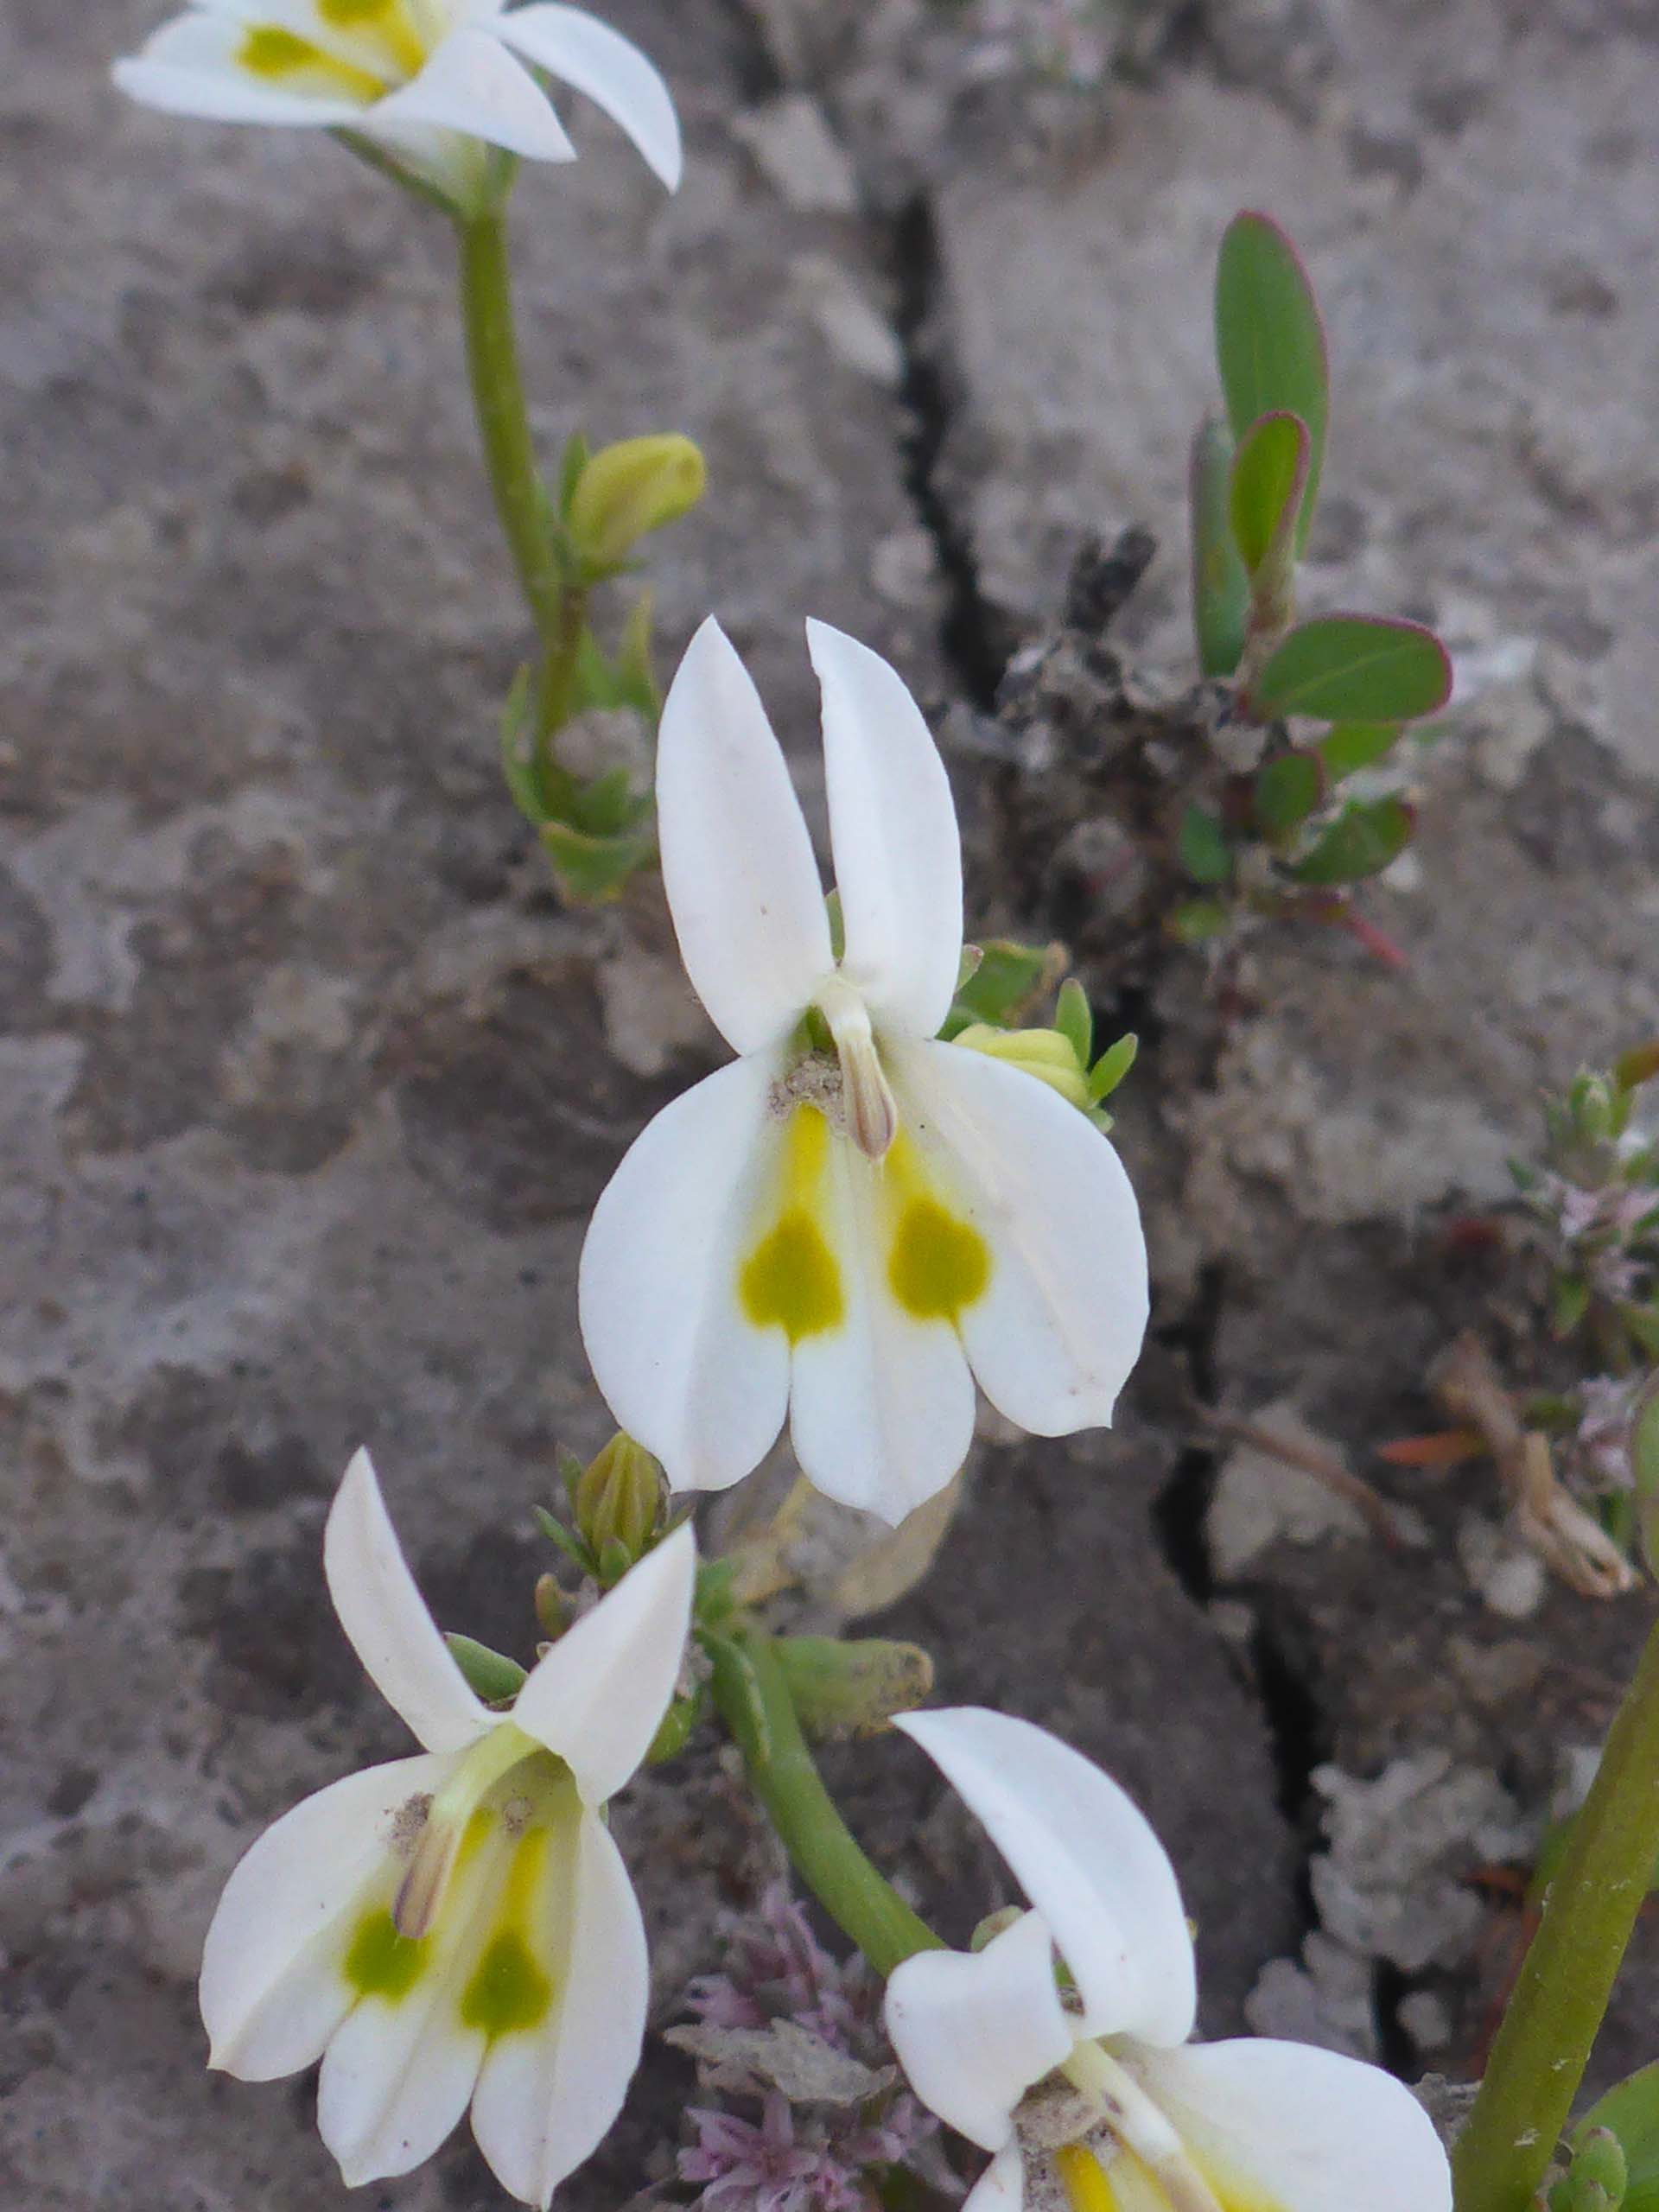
xmin=954 ymin=1021 xmax=1091 ymax=1111
xmin=575 ymin=1431 xmax=668 ymax=1570
xmin=567 ymin=434 xmax=706 ymax=570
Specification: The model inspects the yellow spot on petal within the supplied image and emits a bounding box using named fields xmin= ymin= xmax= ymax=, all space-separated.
xmin=460 ymin=1825 xmax=555 ymax=2037
xmin=888 ymin=1195 xmax=989 ymax=1320
xmin=343 ymin=1908 xmax=429 ymax=2002
xmin=238 ymin=24 xmax=386 ymax=101
xmin=317 ymin=0 xmax=428 ymax=79
xmin=741 ymin=1213 xmax=844 ymax=1339
xmin=739 ymin=1105 xmax=845 ymax=1342
xmin=1054 ymin=2138 xmax=1279 ymax=2212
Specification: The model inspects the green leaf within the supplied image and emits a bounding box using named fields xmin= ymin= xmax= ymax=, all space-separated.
xmin=1249 ymin=615 xmax=1452 ymax=724
xmin=1319 ymin=721 xmax=1402 ymax=780
xmin=1178 ymin=804 xmax=1233 ymax=885
xmin=1630 ymin=1378 xmax=1659 ymax=1586
xmin=1169 ymin=898 xmax=1231 ymax=945
xmin=1577 ymin=2069 xmax=1659 ymax=2211
xmin=1054 ymin=978 xmax=1093 ymax=1066
xmin=1624 ymin=1306 xmax=1659 ymax=1360
xmin=1215 ymin=212 xmax=1330 ymax=550
xmin=1253 ymin=750 xmax=1323 ymax=838
xmin=1088 ymin=1031 xmax=1138 ymax=1103
xmin=444 ymin=1632 xmax=528 ymax=1704
xmin=1190 ymin=417 xmax=1250 ymax=678
xmin=540 ymin=819 xmax=654 ymax=904
xmin=499 ymin=665 xmax=551 ymax=824
xmin=1552 ymin=1273 xmax=1592 ymax=1339
xmin=1288 ymin=795 xmax=1414 ymax=885
xmin=1229 ymin=410 xmax=1310 ymax=585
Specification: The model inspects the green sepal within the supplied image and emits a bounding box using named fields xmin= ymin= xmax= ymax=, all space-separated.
xmin=1054 ymin=978 xmax=1094 ymax=1066
xmin=540 ymin=818 xmax=655 ymax=905
xmin=948 ymin=938 xmax=1058 ymax=1031
xmin=1568 ymin=2091 xmax=1648 ymax=2210
xmin=1179 ymin=804 xmax=1234 ymax=885
xmin=533 ymin=1503 xmax=593 ymax=1573
xmin=1088 ymin=1031 xmax=1138 ymax=1103
xmin=1190 ymin=416 xmax=1250 ymax=678
xmin=444 ymin=1633 xmax=529 ymax=1706
xmin=556 ymin=430 xmax=592 ymax=520
xmin=1319 ymin=721 xmax=1402 ymax=780
xmin=1253 ymin=749 xmax=1324 ymax=839
xmin=1214 ymin=212 xmax=1330 ymax=551
xmin=1248 ymin=614 xmax=1452 ymax=724
xmin=645 ymin=1691 xmax=702 ymax=1767
xmin=1288 ymin=795 xmax=1414 ymax=885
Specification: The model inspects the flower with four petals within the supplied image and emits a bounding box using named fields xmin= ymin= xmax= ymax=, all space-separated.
xmin=112 ymin=0 xmax=681 ymax=207
xmin=884 ymin=1707 xmax=1453 ymax=2212
xmin=579 ymin=617 xmax=1150 ymax=1523
xmin=200 ymin=1448 xmax=695 ymax=2205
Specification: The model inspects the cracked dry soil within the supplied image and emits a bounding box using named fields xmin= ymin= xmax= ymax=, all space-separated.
xmin=5 ymin=0 xmax=1659 ymax=2203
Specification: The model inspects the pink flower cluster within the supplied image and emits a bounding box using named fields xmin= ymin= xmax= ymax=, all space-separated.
xmin=677 ymin=1885 xmax=959 ymax=2212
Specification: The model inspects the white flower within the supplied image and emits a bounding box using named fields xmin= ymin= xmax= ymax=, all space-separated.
xmin=578 ymin=617 xmax=1149 ymax=1524
xmin=199 ymin=1448 xmax=695 ymax=2206
xmin=112 ymin=0 xmax=681 ymax=207
xmin=884 ymin=1707 xmax=1453 ymax=2212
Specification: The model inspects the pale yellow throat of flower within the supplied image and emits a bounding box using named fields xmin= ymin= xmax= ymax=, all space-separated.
xmin=238 ymin=0 xmax=428 ymax=103
xmin=737 ymin=1102 xmax=992 ymax=1343
xmin=1053 ymin=2045 xmax=1279 ymax=2212
xmin=334 ymin=1732 xmax=575 ymax=2044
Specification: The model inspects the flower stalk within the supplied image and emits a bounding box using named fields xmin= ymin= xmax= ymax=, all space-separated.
xmin=704 ymin=1625 xmax=943 ymax=1980
xmin=1452 ymin=1612 xmax=1659 ymax=2212
xmin=454 ymin=204 xmax=571 ymax=753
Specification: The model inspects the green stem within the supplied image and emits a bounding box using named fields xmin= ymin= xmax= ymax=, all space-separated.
xmin=1452 ymin=1613 xmax=1659 ymax=2212
xmin=454 ymin=206 xmax=567 ymax=668
xmin=705 ymin=1626 xmax=944 ymax=1979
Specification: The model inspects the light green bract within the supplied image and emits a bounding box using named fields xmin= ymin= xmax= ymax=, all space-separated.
xmin=198 ymin=1450 xmax=696 ymax=2207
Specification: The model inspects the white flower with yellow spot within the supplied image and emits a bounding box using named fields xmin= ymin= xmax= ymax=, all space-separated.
xmin=200 ymin=1448 xmax=695 ymax=2205
xmin=884 ymin=1708 xmax=1452 ymax=2212
xmin=112 ymin=0 xmax=681 ymax=208
xmin=578 ymin=617 xmax=1150 ymax=1524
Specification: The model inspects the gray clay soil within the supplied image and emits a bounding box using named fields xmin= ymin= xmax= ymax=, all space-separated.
xmin=4 ymin=0 xmax=1659 ymax=2203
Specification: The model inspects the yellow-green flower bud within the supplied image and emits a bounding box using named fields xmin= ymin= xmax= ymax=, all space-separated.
xmin=953 ymin=1021 xmax=1091 ymax=1111
xmin=567 ymin=434 xmax=706 ymax=569
xmin=575 ymin=1431 xmax=668 ymax=1569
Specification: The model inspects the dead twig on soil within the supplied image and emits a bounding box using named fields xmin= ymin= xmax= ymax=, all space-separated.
xmin=1198 ymin=1409 xmax=1411 ymax=1550
xmin=1431 ymin=1332 xmax=1637 ymax=1600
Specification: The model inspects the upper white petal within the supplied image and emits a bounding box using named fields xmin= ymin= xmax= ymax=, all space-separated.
xmin=364 ymin=25 xmax=576 ymax=159
xmin=112 ymin=12 xmax=369 ymax=124
xmin=580 ymin=1056 xmax=791 ymax=1494
xmin=200 ymin=1750 xmax=453 ymax=2079
xmin=657 ymin=618 xmax=833 ymax=1055
xmin=889 ymin=1039 xmax=1148 ymax=1437
xmin=896 ymin=1707 xmax=1197 ymax=2046
xmin=785 ymin=1128 xmax=976 ymax=1522
xmin=965 ymin=2140 xmax=1027 ymax=2212
xmin=509 ymin=1522 xmax=696 ymax=1803
xmin=325 ymin=1448 xmax=491 ymax=1756
xmin=470 ymin=1805 xmax=648 ymax=2207
xmin=492 ymin=3 xmax=681 ymax=187
xmin=885 ymin=1909 xmax=1073 ymax=2152
xmin=809 ymin=619 xmax=963 ymax=1039
xmin=1127 ymin=2038 xmax=1453 ymax=2212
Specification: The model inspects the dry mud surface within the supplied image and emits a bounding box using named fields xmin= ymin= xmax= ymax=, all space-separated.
xmin=4 ymin=0 xmax=1659 ymax=2203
